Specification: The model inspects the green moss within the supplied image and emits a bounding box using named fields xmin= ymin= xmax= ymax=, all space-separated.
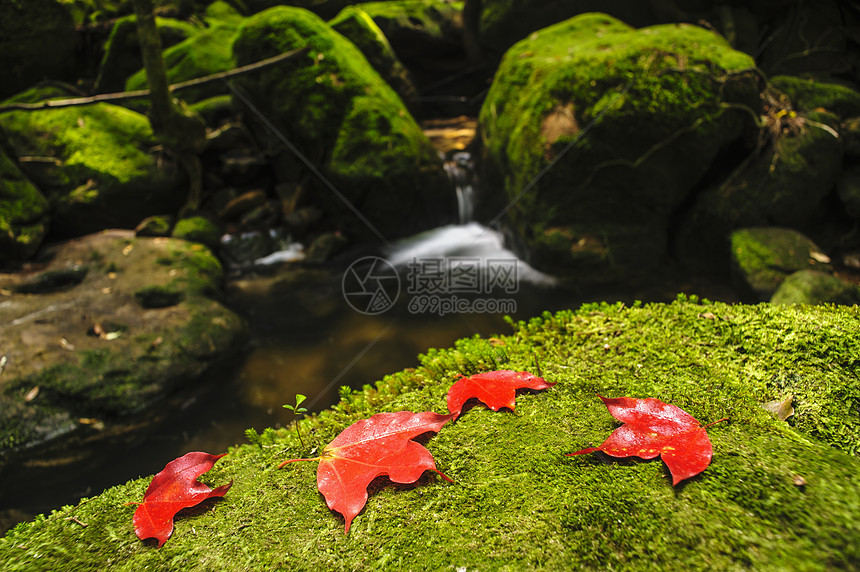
xmin=134 ymin=284 xmax=185 ymax=308
xmin=1 ymin=301 xmax=858 ymax=569
xmin=770 ymin=76 xmax=860 ymax=118
xmin=0 ymin=147 xmax=49 ymax=261
xmin=171 ymin=216 xmax=220 ymax=250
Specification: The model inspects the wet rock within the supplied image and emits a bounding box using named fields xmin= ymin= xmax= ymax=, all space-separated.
xmin=218 ymin=189 xmax=268 ymax=221
xmin=219 ymin=148 xmax=268 ymax=183
xmin=0 ymin=148 xmax=49 ymax=265
xmin=0 ymin=231 xmax=247 ymax=457
xmin=770 ymin=269 xmax=860 ymax=305
xmin=0 ymin=86 xmax=182 ymax=239
xmin=730 ymin=227 xmax=831 ymax=300
xmin=284 ymin=205 xmax=323 ymax=238
xmin=479 ymin=13 xmax=761 ymax=284
xmin=304 ymin=231 xmax=348 ymax=265
xmin=231 ymin=6 xmax=453 ymax=240
xmin=219 ymin=230 xmax=275 ymax=268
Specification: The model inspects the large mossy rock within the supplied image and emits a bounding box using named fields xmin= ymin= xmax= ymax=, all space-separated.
xmin=124 ymin=7 xmax=244 ymax=106
xmin=0 ymin=87 xmax=182 ymax=239
xmin=478 ymin=13 xmax=761 ymax=284
xmin=232 ymin=6 xmax=452 ymax=240
xmin=0 ymin=147 xmax=49 ymax=264
xmin=0 ymin=0 xmax=76 ymax=100
xmin=94 ymin=14 xmax=199 ymax=94
xmin=0 ymin=299 xmax=858 ymax=568
xmin=328 ymin=5 xmax=419 ymax=112
xmin=0 ymin=231 xmax=247 ymax=457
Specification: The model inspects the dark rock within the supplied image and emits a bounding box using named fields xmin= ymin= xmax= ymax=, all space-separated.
xmin=304 ymin=231 xmax=348 ymax=265
xmin=218 ymin=189 xmax=268 ymax=221
xmin=285 ymin=205 xmax=323 ymax=238
xmin=837 ymin=166 xmax=860 ymax=220
xmin=0 ymin=0 xmax=76 ymax=99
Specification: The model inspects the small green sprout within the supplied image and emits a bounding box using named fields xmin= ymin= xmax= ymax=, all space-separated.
xmin=283 ymin=394 xmax=309 ymax=449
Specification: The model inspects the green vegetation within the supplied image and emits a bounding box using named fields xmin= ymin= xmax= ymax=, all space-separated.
xmin=1 ymin=300 xmax=857 ymax=569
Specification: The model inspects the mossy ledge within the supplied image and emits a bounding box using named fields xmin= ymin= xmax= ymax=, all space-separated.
xmin=1 ymin=299 xmax=858 ymax=570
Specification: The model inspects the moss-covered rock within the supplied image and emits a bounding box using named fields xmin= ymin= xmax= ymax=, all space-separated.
xmin=730 ymin=227 xmax=831 ymax=300
xmin=0 ymin=0 xmax=76 ymax=100
xmin=232 ymin=6 xmax=452 ymax=239
xmin=329 ymin=5 xmax=419 ymax=111
xmin=771 ymin=75 xmax=860 ymax=120
xmin=124 ymin=13 xmax=243 ymax=106
xmin=0 ymin=86 xmax=182 ymax=239
xmin=171 ymin=215 xmax=221 ymax=250
xmin=94 ymin=14 xmax=199 ymax=94
xmin=0 ymin=299 xmax=858 ymax=569
xmin=0 ymin=231 xmax=246 ymax=457
xmin=0 ymin=147 xmax=49 ymax=264
xmin=478 ymin=13 xmax=760 ymax=284
xmin=770 ymin=269 xmax=860 ymax=305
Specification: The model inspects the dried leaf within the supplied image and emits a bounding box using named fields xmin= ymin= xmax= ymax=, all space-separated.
xmin=763 ymin=395 xmax=794 ymax=421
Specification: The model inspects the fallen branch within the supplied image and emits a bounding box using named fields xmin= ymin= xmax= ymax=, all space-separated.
xmin=0 ymin=46 xmax=310 ymax=113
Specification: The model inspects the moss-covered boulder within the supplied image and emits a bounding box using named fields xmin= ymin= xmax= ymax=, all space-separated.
xmin=232 ymin=6 xmax=452 ymax=240
xmin=171 ymin=215 xmax=221 ymax=250
xmin=0 ymin=0 xmax=76 ymax=100
xmin=770 ymin=269 xmax=860 ymax=305
xmin=0 ymin=87 xmax=182 ymax=239
xmin=0 ymin=147 xmax=49 ymax=264
xmin=124 ymin=9 xmax=244 ymax=106
xmin=0 ymin=230 xmax=247 ymax=458
xmin=94 ymin=14 xmax=199 ymax=94
xmin=730 ymin=227 xmax=831 ymax=300
xmin=0 ymin=299 xmax=858 ymax=568
xmin=329 ymin=5 xmax=419 ymax=111
xmin=478 ymin=13 xmax=760 ymax=284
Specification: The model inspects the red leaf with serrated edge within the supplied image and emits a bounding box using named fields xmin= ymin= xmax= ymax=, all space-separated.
xmin=133 ymin=451 xmax=232 ymax=547
xmin=567 ymin=396 xmax=723 ymax=485
xmin=446 ymin=370 xmax=556 ymax=419
xmin=280 ymin=411 xmax=453 ymax=533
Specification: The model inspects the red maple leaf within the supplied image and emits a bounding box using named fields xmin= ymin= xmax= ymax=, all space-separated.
xmin=567 ymin=395 xmax=725 ymax=485
xmin=446 ymin=369 xmax=556 ymax=419
xmin=133 ymin=451 xmax=232 ymax=547
xmin=281 ymin=411 xmax=453 ymax=533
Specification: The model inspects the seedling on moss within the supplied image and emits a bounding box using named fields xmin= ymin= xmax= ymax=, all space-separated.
xmin=283 ymin=394 xmax=308 ymax=449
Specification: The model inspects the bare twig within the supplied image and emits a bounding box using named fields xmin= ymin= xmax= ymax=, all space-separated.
xmin=0 ymin=46 xmax=310 ymax=113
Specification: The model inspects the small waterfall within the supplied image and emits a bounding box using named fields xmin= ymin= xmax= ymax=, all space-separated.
xmin=443 ymin=151 xmax=477 ymax=224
